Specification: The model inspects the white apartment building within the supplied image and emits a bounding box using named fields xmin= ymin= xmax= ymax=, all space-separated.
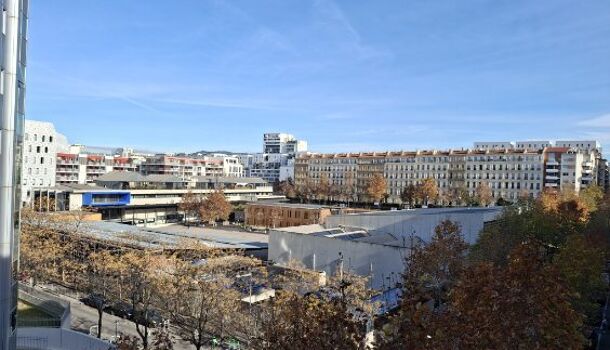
xmin=21 ymin=120 xmax=60 ymax=205
xmin=206 ymin=154 xmax=244 ymax=178
xmin=515 ymin=141 xmax=552 ymax=150
xmin=544 ymin=147 xmax=598 ymax=192
xmin=473 ymin=142 xmax=515 ymax=150
xmin=240 ymin=133 xmax=308 ymax=183
xmin=263 ymin=133 xmax=308 ymax=154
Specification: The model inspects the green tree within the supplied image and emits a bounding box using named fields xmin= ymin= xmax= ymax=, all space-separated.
xmin=554 ymin=234 xmax=607 ymax=327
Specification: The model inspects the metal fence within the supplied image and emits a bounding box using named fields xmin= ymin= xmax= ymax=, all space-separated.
xmin=18 ymin=283 xmax=71 ymax=328
xmin=16 ymin=337 xmax=48 ymax=350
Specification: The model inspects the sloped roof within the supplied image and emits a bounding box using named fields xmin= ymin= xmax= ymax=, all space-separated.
xmin=145 ymin=174 xmax=185 ymax=183
xmin=195 ymin=176 xmax=267 ymax=184
xmin=95 ymin=171 xmax=148 ymax=183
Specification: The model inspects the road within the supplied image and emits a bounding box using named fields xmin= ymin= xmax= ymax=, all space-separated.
xmin=36 ymin=286 xmax=202 ymax=350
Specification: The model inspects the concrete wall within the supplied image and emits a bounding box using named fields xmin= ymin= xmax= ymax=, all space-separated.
xmin=324 ymin=208 xmax=502 ymax=245
xmin=17 ymin=328 xmax=111 ymax=350
xmin=269 ymin=230 xmax=409 ymax=289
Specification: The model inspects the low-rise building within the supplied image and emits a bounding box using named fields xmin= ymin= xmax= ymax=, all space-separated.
xmin=269 ymin=207 xmax=502 ymax=289
xmin=245 ymin=203 xmax=333 ymax=228
xmin=31 ymin=176 xmax=276 ymax=223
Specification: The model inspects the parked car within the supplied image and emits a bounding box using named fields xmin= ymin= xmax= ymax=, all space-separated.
xmin=80 ymin=293 xmax=106 ymax=309
xmin=106 ymin=300 xmax=133 ymax=319
xmin=132 ymin=309 xmax=164 ymax=328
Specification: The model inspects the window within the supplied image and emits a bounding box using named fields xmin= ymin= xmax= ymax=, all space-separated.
xmin=34 ymin=134 xmax=37 ymax=141
xmin=40 ymin=157 xmax=44 ymax=164
xmin=42 ymin=135 xmax=46 ymax=142
xmin=49 ymin=136 xmax=53 ymax=142
xmin=36 ymin=146 xmax=40 ymax=153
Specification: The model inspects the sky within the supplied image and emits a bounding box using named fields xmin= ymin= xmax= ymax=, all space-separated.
xmin=27 ymin=0 xmax=610 ymax=154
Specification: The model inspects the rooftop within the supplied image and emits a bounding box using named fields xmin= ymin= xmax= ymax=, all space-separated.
xmin=247 ymin=202 xmax=332 ymax=210
xmin=72 ymin=222 xmax=269 ymax=250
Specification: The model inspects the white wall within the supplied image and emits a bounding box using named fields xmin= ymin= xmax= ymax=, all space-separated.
xmin=324 ymin=208 xmax=503 ymax=245
xmin=269 ymin=230 xmax=409 ymax=289
xmin=17 ymin=328 xmax=112 ymax=350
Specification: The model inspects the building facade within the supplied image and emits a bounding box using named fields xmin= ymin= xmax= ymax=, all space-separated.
xmin=245 ymin=203 xmax=332 ymax=228
xmin=56 ymin=153 xmax=139 ymax=185
xmin=138 ymin=154 xmax=239 ymax=180
xmin=0 ymin=0 xmax=28 ymax=348
xmin=295 ymin=141 xmax=606 ymax=205
xmin=21 ymin=120 xmax=59 ymax=205
xmin=240 ymin=133 xmax=308 ymax=183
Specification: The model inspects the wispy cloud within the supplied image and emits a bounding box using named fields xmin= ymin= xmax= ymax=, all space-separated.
xmin=578 ymin=114 xmax=610 ymax=128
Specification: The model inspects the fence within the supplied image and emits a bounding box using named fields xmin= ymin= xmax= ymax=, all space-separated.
xmin=18 ymin=283 xmax=71 ymax=328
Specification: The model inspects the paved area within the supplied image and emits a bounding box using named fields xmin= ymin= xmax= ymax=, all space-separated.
xmin=38 ymin=287 xmax=201 ymax=349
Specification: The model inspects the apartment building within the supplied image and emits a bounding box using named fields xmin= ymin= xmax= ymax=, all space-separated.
xmin=295 ymin=141 xmax=606 ymax=205
xmin=240 ymin=133 xmax=308 ymax=183
xmin=21 ymin=120 xmax=66 ymax=205
xmin=544 ymin=147 xmax=599 ymax=192
xmin=56 ymin=153 xmax=139 ymax=185
xmin=206 ymin=154 xmax=244 ymax=178
xmin=263 ymin=133 xmax=308 ymax=154
xmin=138 ymin=154 xmax=235 ymax=180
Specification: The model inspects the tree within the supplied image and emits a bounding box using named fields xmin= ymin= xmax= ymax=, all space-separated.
xmin=278 ymin=179 xmax=297 ymax=199
xmin=255 ymin=291 xmax=367 ymax=350
xmin=400 ymin=184 xmax=417 ymax=207
xmin=341 ymin=172 xmax=358 ymax=206
xmin=380 ymin=221 xmax=467 ymax=348
xmin=199 ymin=190 xmax=232 ymax=225
xmin=315 ymin=175 xmax=331 ymax=204
xmin=86 ymin=250 xmax=120 ymax=339
xmin=178 ymin=191 xmax=200 ymax=225
xmin=580 ymin=185 xmax=604 ymax=213
xmin=475 ymin=181 xmax=493 ymax=206
xmin=19 ymin=209 xmax=84 ymax=285
xmin=444 ymin=243 xmax=585 ymax=349
xmin=366 ymin=173 xmax=387 ymax=205
xmin=553 ymin=234 xmax=607 ymax=327
xmin=417 ymin=178 xmax=438 ymax=206
xmin=447 ymin=185 xmax=469 ymax=207
xmin=117 ymin=251 xmax=166 ymax=350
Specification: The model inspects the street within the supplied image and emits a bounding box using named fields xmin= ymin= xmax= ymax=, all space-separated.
xmin=41 ymin=288 xmax=202 ymax=350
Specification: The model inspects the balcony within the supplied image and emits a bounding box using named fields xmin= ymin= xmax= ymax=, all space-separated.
xmin=546 ymin=160 xmax=559 ymax=166
xmin=545 ymin=175 xmax=559 ymax=181
xmin=545 ymin=183 xmax=559 ymax=187
xmin=545 ymin=168 xmax=559 ymax=173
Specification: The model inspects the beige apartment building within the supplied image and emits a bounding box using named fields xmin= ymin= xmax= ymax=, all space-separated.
xmin=295 ymin=141 xmax=606 ymax=205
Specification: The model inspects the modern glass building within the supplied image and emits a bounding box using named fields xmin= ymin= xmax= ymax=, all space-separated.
xmin=0 ymin=0 xmax=28 ymax=349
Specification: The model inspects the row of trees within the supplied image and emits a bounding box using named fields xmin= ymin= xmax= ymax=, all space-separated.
xmin=177 ymin=190 xmax=232 ymax=225
xmin=381 ymin=186 xmax=609 ymax=349
xmin=279 ymin=174 xmax=497 ymax=207
xmin=20 ymin=209 xmax=375 ymax=350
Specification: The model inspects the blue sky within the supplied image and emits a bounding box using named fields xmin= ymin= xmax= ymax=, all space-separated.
xmin=28 ymin=0 xmax=610 ymax=154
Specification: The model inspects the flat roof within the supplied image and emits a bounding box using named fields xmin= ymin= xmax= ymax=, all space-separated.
xmin=339 ymin=207 xmax=502 ymax=217
xmin=247 ymin=202 xmax=331 ymax=210
xmin=72 ymin=222 xmax=268 ymax=250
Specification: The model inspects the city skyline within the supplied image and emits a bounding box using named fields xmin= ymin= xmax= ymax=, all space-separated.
xmin=28 ymin=0 xmax=610 ymax=154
